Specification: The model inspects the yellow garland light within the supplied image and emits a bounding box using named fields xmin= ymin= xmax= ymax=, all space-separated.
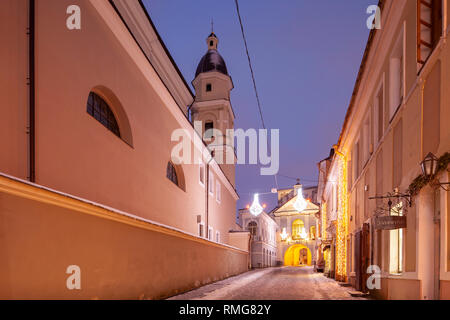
xmin=336 ymin=153 xmax=348 ymax=281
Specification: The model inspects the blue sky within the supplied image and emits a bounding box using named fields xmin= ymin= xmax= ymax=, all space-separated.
xmin=144 ymin=0 xmax=375 ymax=211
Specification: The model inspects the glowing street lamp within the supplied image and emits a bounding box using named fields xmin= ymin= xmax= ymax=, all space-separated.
xmin=280 ymin=228 xmax=288 ymax=241
xmin=293 ymin=187 xmax=307 ymax=213
xmin=249 ymin=193 xmax=263 ymax=216
xmin=420 ymin=152 xmax=450 ymax=191
xmin=300 ymin=227 xmax=308 ymax=240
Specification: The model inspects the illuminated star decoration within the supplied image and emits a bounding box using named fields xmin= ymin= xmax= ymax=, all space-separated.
xmin=249 ymin=193 xmax=263 ymax=216
xmin=293 ymin=187 xmax=307 ymax=213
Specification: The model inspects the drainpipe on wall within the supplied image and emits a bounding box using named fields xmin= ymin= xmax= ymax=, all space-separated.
xmin=28 ymin=0 xmax=36 ymax=182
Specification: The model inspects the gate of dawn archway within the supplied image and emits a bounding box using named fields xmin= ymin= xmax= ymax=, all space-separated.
xmin=284 ymin=244 xmax=312 ymax=266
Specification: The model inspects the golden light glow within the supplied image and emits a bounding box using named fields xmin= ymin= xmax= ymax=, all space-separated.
xmin=292 ymin=219 xmax=305 ymax=240
xmin=335 ymin=153 xmax=348 ymax=281
xmin=284 ymin=244 xmax=312 ymax=266
xmin=321 ymin=202 xmax=327 ymax=240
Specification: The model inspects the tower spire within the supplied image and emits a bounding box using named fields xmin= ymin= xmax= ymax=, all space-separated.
xmin=207 ymin=28 xmax=218 ymax=50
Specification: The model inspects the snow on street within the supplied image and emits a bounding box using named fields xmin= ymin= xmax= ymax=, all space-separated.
xmin=169 ymin=266 xmax=367 ymax=300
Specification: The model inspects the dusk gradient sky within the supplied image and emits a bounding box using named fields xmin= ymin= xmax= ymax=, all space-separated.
xmin=144 ymin=0 xmax=375 ymax=211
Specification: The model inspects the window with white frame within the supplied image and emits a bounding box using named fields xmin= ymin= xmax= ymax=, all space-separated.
xmin=209 ymin=170 xmax=214 ymax=195
xmin=389 ymin=27 xmax=405 ymax=121
xmin=215 ymin=230 xmax=220 ymax=243
xmin=199 ymin=162 xmax=205 ymax=186
xmin=198 ymin=222 xmax=204 ymax=238
xmin=216 ymin=180 xmax=221 ymax=202
xmin=208 ymin=226 xmax=213 ymax=240
xmin=389 ymin=202 xmax=404 ymax=274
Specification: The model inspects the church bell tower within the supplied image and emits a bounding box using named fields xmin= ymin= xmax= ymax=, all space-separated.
xmin=192 ymin=32 xmax=236 ymax=186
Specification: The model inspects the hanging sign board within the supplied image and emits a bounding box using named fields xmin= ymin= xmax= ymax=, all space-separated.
xmin=374 ymin=216 xmax=407 ymax=230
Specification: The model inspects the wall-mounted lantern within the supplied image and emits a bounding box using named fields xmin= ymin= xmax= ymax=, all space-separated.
xmin=420 ymin=152 xmax=449 ymax=191
xmin=420 ymin=152 xmax=438 ymax=178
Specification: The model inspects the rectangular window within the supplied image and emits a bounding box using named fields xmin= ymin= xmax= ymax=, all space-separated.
xmin=216 ymin=231 xmax=220 ymax=243
xmin=363 ymin=114 xmax=371 ymax=166
xmin=389 ymin=202 xmax=404 ymax=274
xmin=199 ymin=162 xmax=205 ymax=186
xmin=374 ymin=82 xmax=384 ymax=143
xmin=208 ymin=227 xmax=213 ymax=240
xmin=417 ymin=0 xmax=442 ymax=66
xmin=209 ymin=171 xmax=214 ymax=195
xmin=355 ymin=140 xmax=360 ymax=179
xmin=355 ymin=190 xmax=360 ymax=227
xmin=389 ymin=27 xmax=405 ymax=121
xmin=206 ymin=83 xmax=212 ymax=92
xmin=205 ymin=121 xmax=214 ymax=139
xmin=216 ymin=180 xmax=221 ymax=202
xmin=393 ymin=120 xmax=403 ymax=188
xmin=198 ymin=223 xmax=204 ymax=238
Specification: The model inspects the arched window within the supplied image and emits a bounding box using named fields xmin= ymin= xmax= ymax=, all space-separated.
xmin=166 ymin=162 xmax=179 ymax=186
xmin=247 ymin=221 xmax=257 ymax=236
xmin=87 ymin=92 xmax=120 ymax=137
xmin=292 ymin=219 xmax=305 ymax=240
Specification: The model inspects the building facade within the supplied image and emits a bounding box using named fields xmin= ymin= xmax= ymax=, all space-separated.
xmin=319 ymin=0 xmax=450 ymax=300
xmin=272 ymin=184 xmax=320 ymax=267
xmin=317 ymin=150 xmax=336 ymax=278
xmin=238 ymin=208 xmax=277 ymax=268
xmin=0 ymin=0 xmax=248 ymax=299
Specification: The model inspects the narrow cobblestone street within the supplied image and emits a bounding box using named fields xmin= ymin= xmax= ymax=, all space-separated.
xmin=169 ymin=267 xmax=367 ymax=300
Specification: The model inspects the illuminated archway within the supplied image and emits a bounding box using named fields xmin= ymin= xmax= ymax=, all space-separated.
xmin=284 ymin=244 xmax=312 ymax=266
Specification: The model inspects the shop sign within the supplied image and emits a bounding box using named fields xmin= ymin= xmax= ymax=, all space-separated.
xmin=374 ymin=215 xmax=406 ymax=230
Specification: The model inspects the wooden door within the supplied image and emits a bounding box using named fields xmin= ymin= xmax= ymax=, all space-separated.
xmin=355 ymin=231 xmax=362 ymax=291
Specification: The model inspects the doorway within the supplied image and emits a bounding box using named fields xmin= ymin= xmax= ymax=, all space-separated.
xmin=299 ymin=248 xmax=308 ymax=265
xmin=284 ymin=244 xmax=312 ymax=266
xmin=355 ymin=223 xmax=370 ymax=292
